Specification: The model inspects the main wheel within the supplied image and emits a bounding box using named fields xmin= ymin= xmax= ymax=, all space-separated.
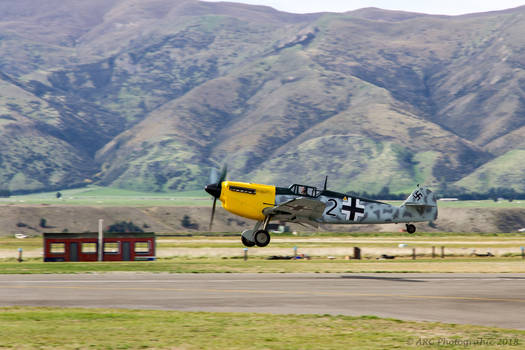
xmin=406 ymin=224 xmax=416 ymax=234
xmin=241 ymin=235 xmax=255 ymax=247
xmin=254 ymin=230 xmax=271 ymax=247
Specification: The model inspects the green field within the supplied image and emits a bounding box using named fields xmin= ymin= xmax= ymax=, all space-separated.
xmin=0 ymin=307 xmax=523 ymax=350
xmin=2 ymin=186 xmax=525 ymax=207
xmin=0 ymin=186 xmax=209 ymax=206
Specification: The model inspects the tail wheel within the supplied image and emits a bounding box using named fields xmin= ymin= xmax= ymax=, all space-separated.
xmin=241 ymin=235 xmax=255 ymax=247
xmin=254 ymin=230 xmax=271 ymax=247
xmin=406 ymin=224 xmax=416 ymax=234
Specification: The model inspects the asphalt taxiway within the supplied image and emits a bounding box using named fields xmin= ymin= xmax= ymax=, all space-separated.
xmin=1 ymin=273 xmax=524 ymax=329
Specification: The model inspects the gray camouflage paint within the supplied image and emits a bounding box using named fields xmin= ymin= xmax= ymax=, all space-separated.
xmin=273 ymin=187 xmax=437 ymax=225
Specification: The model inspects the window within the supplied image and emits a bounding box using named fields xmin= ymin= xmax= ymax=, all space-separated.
xmin=81 ymin=243 xmax=97 ymax=254
xmin=289 ymin=184 xmax=320 ymax=198
xmin=135 ymin=242 xmax=150 ymax=253
xmin=104 ymin=242 xmax=119 ymax=254
xmin=50 ymin=243 xmax=65 ymax=254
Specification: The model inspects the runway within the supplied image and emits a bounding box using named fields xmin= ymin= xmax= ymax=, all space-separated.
xmin=1 ymin=273 xmax=524 ymax=329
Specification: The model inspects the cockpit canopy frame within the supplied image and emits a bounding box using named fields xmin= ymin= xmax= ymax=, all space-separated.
xmin=289 ymin=184 xmax=321 ymax=198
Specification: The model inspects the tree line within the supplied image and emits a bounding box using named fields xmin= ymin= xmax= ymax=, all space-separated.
xmin=347 ymin=186 xmax=525 ymax=201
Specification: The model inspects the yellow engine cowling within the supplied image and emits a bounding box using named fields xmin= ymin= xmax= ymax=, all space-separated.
xmin=220 ymin=181 xmax=276 ymax=221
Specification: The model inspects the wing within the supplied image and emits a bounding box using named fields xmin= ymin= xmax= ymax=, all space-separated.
xmin=262 ymin=197 xmax=326 ymax=225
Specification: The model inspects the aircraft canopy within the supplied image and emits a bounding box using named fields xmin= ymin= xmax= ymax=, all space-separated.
xmin=289 ymin=184 xmax=321 ymax=198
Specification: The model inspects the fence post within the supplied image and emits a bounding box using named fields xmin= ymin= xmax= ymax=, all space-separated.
xmin=354 ymin=247 xmax=361 ymax=260
xmin=412 ymin=248 xmax=416 ymax=260
xmin=244 ymin=248 xmax=248 ymax=261
xmin=432 ymin=246 xmax=436 ymax=259
xmin=521 ymin=247 xmax=524 ymax=260
xmin=441 ymin=246 xmax=445 ymax=258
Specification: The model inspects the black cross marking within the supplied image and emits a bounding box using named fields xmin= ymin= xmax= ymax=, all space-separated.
xmin=413 ymin=190 xmax=422 ymax=201
xmin=342 ymin=198 xmax=365 ymax=221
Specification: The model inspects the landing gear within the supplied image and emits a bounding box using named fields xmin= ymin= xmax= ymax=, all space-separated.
xmin=254 ymin=230 xmax=271 ymax=247
xmin=241 ymin=235 xmax=255 ymax=247
xmin=241 ymin=216 xmax=272 ymax=247
xmin=406 ymin=224 xmax=416 ymax=234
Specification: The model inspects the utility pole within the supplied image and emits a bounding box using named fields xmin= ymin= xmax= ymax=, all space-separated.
xmin=98 ymin=219 xmax=104 ymax=262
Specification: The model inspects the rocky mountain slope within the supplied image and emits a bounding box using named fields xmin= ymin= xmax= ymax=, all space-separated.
xmin=0 ymin=0 xmax=524 ymax=193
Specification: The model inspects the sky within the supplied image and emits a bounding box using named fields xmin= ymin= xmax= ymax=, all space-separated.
xmin=204 ymin=0 xmax=525 ymax=15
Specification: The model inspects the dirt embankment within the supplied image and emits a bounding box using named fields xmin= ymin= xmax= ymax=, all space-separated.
xmin=1 ymin=205 xmax=525 ymax=237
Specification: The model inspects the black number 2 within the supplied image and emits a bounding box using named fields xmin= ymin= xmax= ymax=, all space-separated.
xmin=326 ymin=199 xmax=338 ymax=216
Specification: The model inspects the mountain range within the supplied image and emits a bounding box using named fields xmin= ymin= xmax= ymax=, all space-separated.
xmin=1 ymin=0 xmax=524 ymax=194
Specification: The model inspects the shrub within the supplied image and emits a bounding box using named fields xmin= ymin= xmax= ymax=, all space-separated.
xmin=106 ymin=221 xmax=144 ymax=233
xmin=181 ymin=215 xmax=199 ymax=229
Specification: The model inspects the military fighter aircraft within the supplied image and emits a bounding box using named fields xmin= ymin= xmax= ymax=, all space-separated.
xmin=205 ymin=167 xmax=438 ymax=247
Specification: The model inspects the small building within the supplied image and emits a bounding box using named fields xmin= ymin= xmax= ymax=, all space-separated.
xmin=43 ymin=232 xmax=155 ymax=262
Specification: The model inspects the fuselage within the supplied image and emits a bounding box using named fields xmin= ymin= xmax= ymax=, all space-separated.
xmin=219 ymin=181 xmax=437 ymax=224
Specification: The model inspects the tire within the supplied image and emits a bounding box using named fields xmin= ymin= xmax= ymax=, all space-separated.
xmin=241 ymin=235 xmax=255 ymax=247
xmin=406 ymin=224 xmax=416 ymax=234
xmin=254 ymin=230 xmax=271 ymax=247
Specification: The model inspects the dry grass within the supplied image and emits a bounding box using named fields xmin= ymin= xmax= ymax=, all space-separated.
xmin=1 ymin=257 xmax=525 ymax=274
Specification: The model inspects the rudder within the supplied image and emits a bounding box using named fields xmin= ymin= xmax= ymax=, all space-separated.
xmin=401 ymin=186 xmax=438 ymax=222
xmin=403 ymin=186 xmax=437 ymax=207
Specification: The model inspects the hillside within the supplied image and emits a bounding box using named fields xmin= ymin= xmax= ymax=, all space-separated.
xmin=0 ymin=0 xmax=524 ymax=193
xmin=2 ymin=204 xmax=525 ymax=237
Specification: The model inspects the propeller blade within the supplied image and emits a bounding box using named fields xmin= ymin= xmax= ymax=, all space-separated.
xmin=206 ymin=164 xmax=227 ymax=231
xmin=209 ymin=168 xmax=219 ymax=185
xmin=218 ymin=164 xmax=227 ymax=183
xmin=209 ymin=197 xmax=217 ymax=231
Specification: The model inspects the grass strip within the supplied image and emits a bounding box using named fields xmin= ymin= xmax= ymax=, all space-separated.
xmin=0 ymin=307 xmax=523 ymax=350
xmin=1 ymin=257 xmax=525 ymax=274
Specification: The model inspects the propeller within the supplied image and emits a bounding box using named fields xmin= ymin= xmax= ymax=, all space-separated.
xmin=209 ymin=168 xmax=218 ymax=185
xmin=205 ymin=165 xmax=227 ymax=231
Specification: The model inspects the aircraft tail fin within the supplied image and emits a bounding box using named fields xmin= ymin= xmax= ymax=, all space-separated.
xmin=402 ymin=186 xmax=437 ymax=208
xmin=401 ymin=186 xmax=438 ymax=221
